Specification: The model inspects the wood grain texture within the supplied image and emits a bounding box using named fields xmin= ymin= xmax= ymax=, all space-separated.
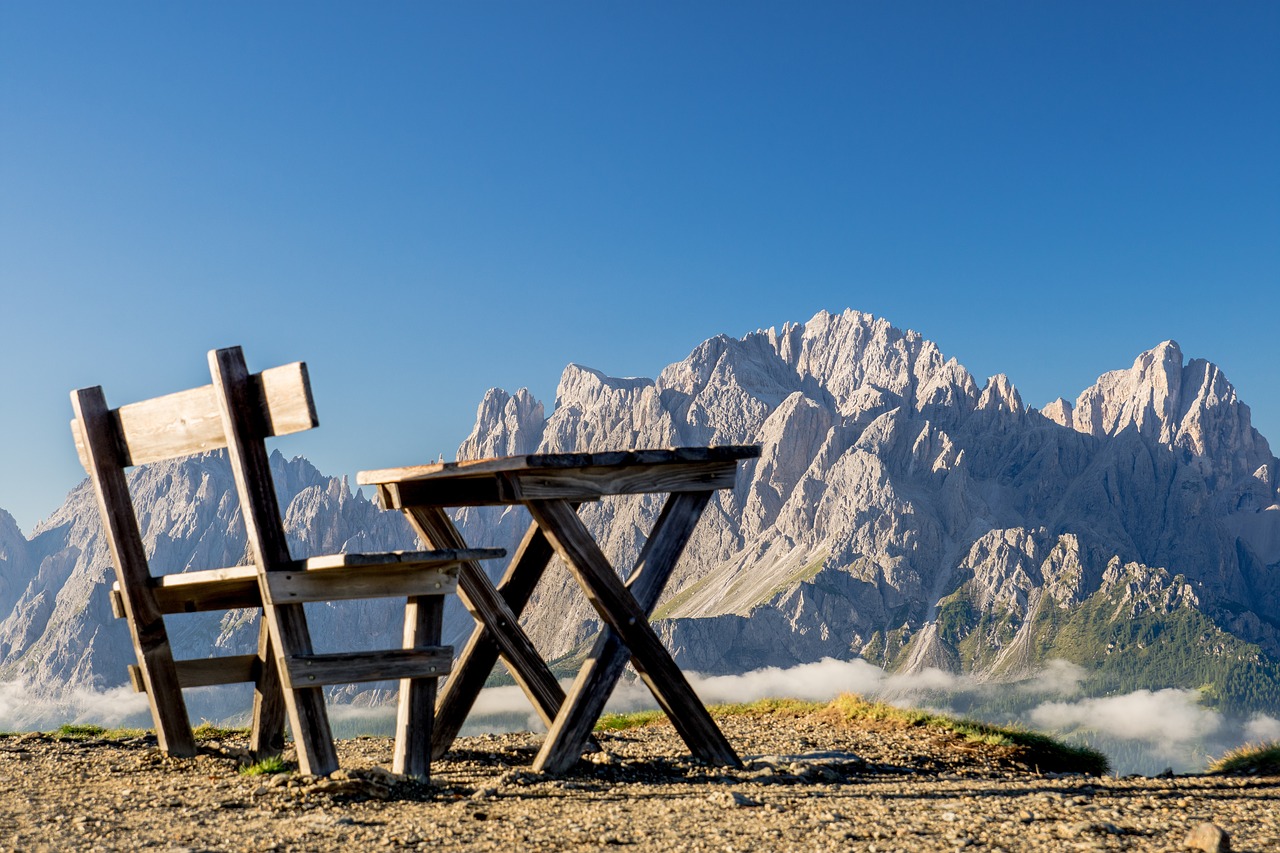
xmin=210 ymin=346 xmax=338 ymax=777
xmin=70 ymin=386 xmax=196 ymax=757
xmin=127 ymin=654 xmax=260 ymax=691
xmin=123 ymin=550 xmax=498 ymax=613
xmin=395 ymin=594 xmax=443 ymax=778
xmin=534 ymin=491 xmax=713 ymax=773
xmin=357 ymin=445 xmax=761 ymax=487
xmin=249 ymin=619 xmax=287 ymax=757
xmin=284 ymin=647 xmax=452 ymax=687
xmin=70 ymin=362 xmax=316 ymax=472
xmin=527 ymin=498 xmax=741 ymax=769
xmin=263 ymin=565 xmax=458 ymax=604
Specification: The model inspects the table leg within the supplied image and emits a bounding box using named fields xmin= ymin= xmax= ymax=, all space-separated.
xmin=534 ymin=491 xmax=713 ymax=773
xmin=527 ymin=498 xmax=742 ymax=770
xmin=402 ymin=506 xmax=568 ymax=758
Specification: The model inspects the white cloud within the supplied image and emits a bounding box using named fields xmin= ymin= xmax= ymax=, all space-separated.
xmin=1029 ymin=688 xmax=1222 ymax=744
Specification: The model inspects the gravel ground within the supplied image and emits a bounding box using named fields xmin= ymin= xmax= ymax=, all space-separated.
xmin=0 ymin=709 xmax=1270 ymax=852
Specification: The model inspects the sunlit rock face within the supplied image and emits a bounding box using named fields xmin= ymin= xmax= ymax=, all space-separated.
xmin=3 ymin=309 xmax=1278 ymax=716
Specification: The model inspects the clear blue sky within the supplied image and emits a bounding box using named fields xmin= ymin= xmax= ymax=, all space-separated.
xmin=2 ymin=2 xmax=1277 ymax=534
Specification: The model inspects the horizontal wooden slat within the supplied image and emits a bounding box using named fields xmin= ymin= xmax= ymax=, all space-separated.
xmin=379 ymin=460 xmax=741 ymax=508
xmin=283 ymin=647 xmax=453 ymax=688
xmin=129 ymin=654 xmax=260 ymax=692
xmin=264 ymin=565 xmax=459 ymax=604
xmin=297 ymin=549 xmax=502 ymax=571
xmin=71 ymin=361 xmax=316 ymax=472
xmin=115 ymin=549 xmax=493 ymax=614
xmin=136 ymin=565 xmax=263 ymax=614
xmin=357 ymin=445 xmax=761 ymax=487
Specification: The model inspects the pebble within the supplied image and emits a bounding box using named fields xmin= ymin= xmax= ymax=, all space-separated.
xmin=0 ymin=715 xmax=1275 ymax=851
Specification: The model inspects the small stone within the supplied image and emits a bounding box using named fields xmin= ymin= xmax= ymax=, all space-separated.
xmin=1184 ymin=822 xmax=1231 ymax=853
xmin=707 ymin=790 xmax=761 ymax=808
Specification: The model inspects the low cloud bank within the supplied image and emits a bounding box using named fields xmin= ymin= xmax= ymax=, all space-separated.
xmin=5 ymin=658 xmax=1277 ymax=775
xmin=0 ymin=681 xmax=149 ymax=731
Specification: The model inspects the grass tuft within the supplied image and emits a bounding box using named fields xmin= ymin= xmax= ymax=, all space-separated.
xmin=192 ymin=722 xmax=250 ymax=741
xmin=595 ymin=710 xmax=668 ymax=731
xmin=1208 ymin=742 xmax=1280 ymax=775
xmin=821 ymin=694 xmax=1109 ymax=775
xmin=239 ymin=755 xmax=290 ymax=776
xmin=50 ymin=724 xmax=146 ymax=741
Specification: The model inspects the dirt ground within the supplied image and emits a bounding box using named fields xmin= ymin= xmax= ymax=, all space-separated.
xmin=0 ymin=709 xmax=1271 ymax=852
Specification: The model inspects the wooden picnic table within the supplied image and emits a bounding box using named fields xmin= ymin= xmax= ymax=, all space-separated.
xmin=357 ymin=446 xmax=761 ymax=773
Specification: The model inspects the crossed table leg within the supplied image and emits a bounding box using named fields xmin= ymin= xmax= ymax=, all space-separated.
xmin=403 ymin=493 xmax=741 ymax=773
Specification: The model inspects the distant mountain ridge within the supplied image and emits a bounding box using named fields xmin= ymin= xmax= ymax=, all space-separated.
xmin=2 ymin=309 xmax=1277 ymax=718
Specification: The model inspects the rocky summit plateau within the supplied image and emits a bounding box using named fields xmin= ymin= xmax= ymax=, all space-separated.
xmin=1 ymin=309 xmax=1278 ymax=731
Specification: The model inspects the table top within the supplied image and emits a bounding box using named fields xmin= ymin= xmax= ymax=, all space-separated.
xmin=358 ymin=446 xmax=760 ymax=508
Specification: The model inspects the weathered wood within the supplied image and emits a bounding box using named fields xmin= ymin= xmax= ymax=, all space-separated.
xmin=131 ymin=565 xmax=262 ymax=614
xmin=395 ymin=594 xmax=443 ymax=778
xmin=128 ymin=654 xmax=260 ymax=691
xmin=535 ymin=491 xmax=712 ymax=773
xmin=402 ymin=507 xmax=569 ymax=738
xmin=527 ymin=498 xmax=741 ymax=769
xmin=263 ymin=565 xmax=458 ymax=604
xmin=357 ymin=446 xmax=761 ymax=487
xmin=70 ymin=362 xmax=316 ymax=472
xmin=210 ymin=346 xmax=338 ymax=778
xmin=376 ymin=460 xmax=741 ymax=508
xmin=71 ymin=386 xmax=196 ymax=757
xmin=284 ymin=647 xmax=453 ymax=687
xmin=430 ymin=516 xmax=559 ymax=760
xmin=118 ymin=550 xmax=497 ymax=614
xmin=249 ymin=619 xmax=287 ymax=757
xmin=297 ymin=549 xmax=501 ymax=571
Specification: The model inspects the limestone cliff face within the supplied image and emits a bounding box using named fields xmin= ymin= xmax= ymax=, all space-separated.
xmin=2 ymin=309 xmax=1277 ymax=712
xmin=450 ymin=311 xmax=1280 ymax=685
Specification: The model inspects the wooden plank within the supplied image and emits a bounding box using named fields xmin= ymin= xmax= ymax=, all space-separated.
xmin=357 ymin=445 xmax=761 ymax=487
xmin=130 ymin=551 xmax=498 ymax=613
xmin=402 ymin=507 xmax=569 ymax=739
xmin=284 ymin=647 xmax=453 ymax=687
xmin=298 ymin=549 xmax=502 ymax=571
xmin=394 ymin=594 xmax=443 ymax=778
xmin=210 ymin=346 xmax=338 ymax=778
xmin=263 ymin=565 xmax=458 ymax=604
xmin=71 ymin=386 xmax=197 ymax=758
xmin=143 ymin=565 xmax=262 ymax=613
xmin=535 ymin=491 xmax=712 ymax=773
xmin=127 ymin=654 xmax=260 ymax=691
xmin=70 ymin=362 xmax=316 ymax=472
xmin=380 ymin=460 xmax=738 ymax=507
xmin=527 ymin=498 xmax=741 ymax=769
xmin=250 ymin=619 xmax=288 ymax=758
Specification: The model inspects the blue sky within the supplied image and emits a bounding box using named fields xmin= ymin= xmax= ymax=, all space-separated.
xmin=2 ymin=2 xmax=1277 ymax=533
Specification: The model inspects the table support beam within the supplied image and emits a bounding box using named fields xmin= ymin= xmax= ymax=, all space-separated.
xmin=527 ymin=497 xmax=742 ymax=770
xmin=533 ymin=491 xmax=715 ymax=773
xmin=403 ymin=507 xmax=568 ymax=758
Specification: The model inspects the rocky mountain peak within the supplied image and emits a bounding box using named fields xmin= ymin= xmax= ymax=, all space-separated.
xmin=1069 ymin=340 xmax=1273 ymax=487
xmin=458 ymin=387 xmax=546 ymax=460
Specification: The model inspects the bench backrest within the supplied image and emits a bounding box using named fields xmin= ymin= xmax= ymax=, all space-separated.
xmin=71 ymin=360 xmax=316 ymax=472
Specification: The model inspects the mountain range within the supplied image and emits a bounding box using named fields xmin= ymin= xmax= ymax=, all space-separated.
xmin=2 ymin=309 xmax=1277 ymax=721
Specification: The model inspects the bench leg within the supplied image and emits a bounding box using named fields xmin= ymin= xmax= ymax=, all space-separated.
xmin=395 ymin=595 xmax=443 ymax=778
xmin=249 ymin=618 xmax=287 ymax=756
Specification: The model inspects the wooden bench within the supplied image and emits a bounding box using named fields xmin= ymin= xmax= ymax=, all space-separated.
xmin=70 ymin=346 xmax=503 ymax=778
